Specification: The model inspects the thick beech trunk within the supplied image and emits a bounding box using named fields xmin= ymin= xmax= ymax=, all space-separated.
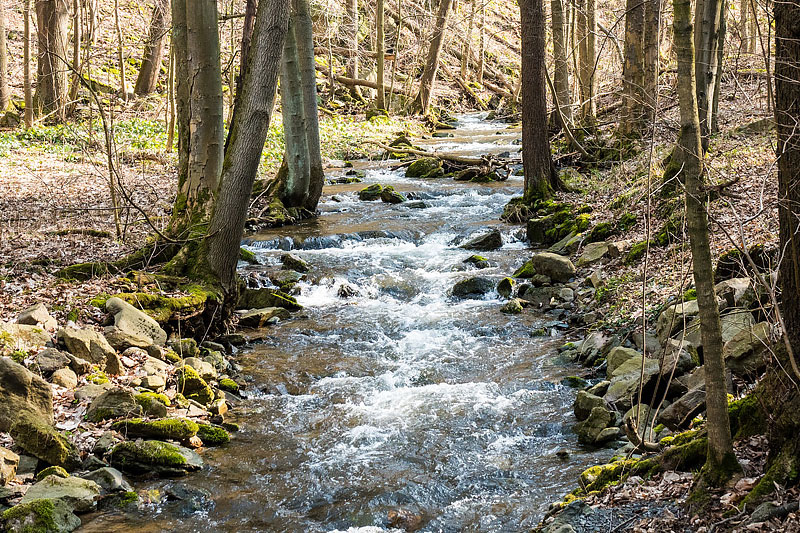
xmin=35 ymin=0 xmax=70 ymax=121
xmin=280 ymin=19 xmax=310 ymax=208
xmin=346 ymin=0 xmax=361 ymax=98
xmin=552 ymin=0 xmax=572 ymax=126
xmin=621 ymin=0 xmax=645 ymax=135
xmin=375 ymin=0 xmax=385 ymax=109
xmin=694 ymin=0 xmax=726 ymax=142
xmin=412 ymin=0 xmax=454 ymax=114
xmin=134 ymin=0 xmax=170 ymax=96
xmin=674 ymin=0 xmax=739 ymax=487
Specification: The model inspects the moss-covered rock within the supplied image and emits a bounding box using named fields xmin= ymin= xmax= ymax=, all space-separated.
xmin=625 ymin=240 xmax=653 ymax=264
xmin=512 ymin=260 xmax=536 ymax=278
xmin=380 ymin=186 xmax=407 ymax=204
xmin=405 ymin=157 xmax=443 ymax=179
xmin=2 ymin=498 xmax=81 ymax=533
xmin=218 ymin=378 xmax=240 ymax=394
xmin=358 ymin=183 xmax=384 ymax=201
xmin=237 ymin=288 xmax=302 ymax=312
xmin=169 ymin=338 xmax=199 ymax=358
xmin=96 ymin=287 xmax=214 ymax=324
xmin=196 ymin=424 xmax=231 ymax=446
xmin=586 ymin=222 xmax=615 ymax=243
xmin=239 ymin=248 xmax=258 ymax=265
xmin=86 ymin=389 xmax=143 ymax=423
xmin=111 ymin=418 xmax=199 ymax=441
xmin=496 ymin=278 xmax=514 ymax=299
xmin=35 ymin=466 xmax=69 ymax=482
xmin=176 ymin=366 xmax=214 ymax=406
xmin=109 ymin=440 xmax=203 ymax=477
xmin=9 ymin=412 xmax=80 ymax=470
xmin=728 ymin=394 xmax=766 ymax=439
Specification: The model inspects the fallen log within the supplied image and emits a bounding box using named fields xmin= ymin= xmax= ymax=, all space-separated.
xmin=315 ymin=66 xmax=413 ymax=98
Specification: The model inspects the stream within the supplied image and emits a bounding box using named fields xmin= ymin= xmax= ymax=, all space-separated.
xmin=80 ymin=113 xmax=612 ymax=532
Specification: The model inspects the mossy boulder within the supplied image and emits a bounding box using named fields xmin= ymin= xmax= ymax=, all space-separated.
xmin=94 ymin=288 xmax=214 ymax=324
xmin=573 ymin=391 xmax=607 ymax=421
xmin=586 ymin=222 xmax=615 ymax=243
xmin=380 ymin=186 xmax=407 ymax=204
xmin=496 ymin=278 xmax=514 ymax=299
xmin=35 ymin=466 xmax=69 ymax=482
xmin=169 ymin=338 xmax=199 ymax=358
xmin=176 ymin=366 xmax=214 ymax=406
xmin=20 ymin=475 xmax=101 ymax=512
xmin=530 ymin=253 xmax=576 ymax=283
xmin=512 ymin=260 xmax=536 ymax=278
xmin=196 ymin=424 xmax=231 ymax=446
xmin=405 ymin=157 xmax=443 ymax=179
xmin=280 ymin=253 xmax=310 ymax=273
xmin=109 ymin=440 xmax=203 ymax=477
xmin=574 ymin=405 xmax=614 ymax=444
xmin=0 ymin=357 xmax=54 ymax=432
xmin=134 ymin=393 xmax=169 ymax=418
xmin=237 ymin=288 xmax=302 ymax=312
xmin=218 ymin=378 xmax=240 ymax=394
xmin=86 ymin=389 xmax=143 ymax=423
xmin=463 ymin=255 xmax=489 ymax=269
xmin=111 ymin=418 xmax=199 ymax=441
xmin=451 ymin=277 xmax=495 ymax=299
xmin=9 ymin=412 xmax=80 ymax=470
xmin=105 ymin=297 xmax=167 ymax=346
xmin=358 ymin=183 xmax=384 ymax=201
xmin=500 ymin=299 xmax=524 ymax=314
xmin=625 ymin=240 xmax=653 ymax=264
xmin=2 ymin=498 xmax=81 ymax=533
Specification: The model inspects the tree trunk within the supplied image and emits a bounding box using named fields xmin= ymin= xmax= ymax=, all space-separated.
xmin=23 ymin=0 xmax=32 ymax=127
xmin=674 ymin=0 xmax=740 ymax=488
xmin=280 ymin=18 xmax=310 ymax=208
xmin=644 ymin=0 xmax=661 ymax=122
xmin=477 ymin=1 xmax=485 ymax=84
xmin=169 ymin=0 xmax=225 ymax=238
xmin=739 ymin=0 xmax=748 ymax=51
xmin=520 ymin=0 xmax=556 ymax=201
xmin=411 ymin=0 xmax=454 ymax=114
xmin=0 ymin=0 xmax=8 ymax=111
xmin=134 ymin=0 xmax=170 ymax=96
xmin=292 ymin=0 xmax=323 ymax=212
xmin=236 ymin=0 xmax=257 ymax=103
xmin=581 ymin=0 xmax=597 ymax=122
xmin=346 ymin=0 xmax=361 ymax=99
xmin=375 ymin=0 xmax=386 ymax=109
xmin=113 ymin=0 xmax=127 ymax=99
xmin=552 ymin=0 xmax=572 ymax=126
xmin=35 ymin=0 xmax=70 ymax=122
xmin=205 ymin=0 xmax=289 ymax=298
xmin=461 ymin=0 xmax=475 ymax=79
xmin=694 ymin=0 xmax=726 ymax=143
xmin=621 ymin=0 xmax=646 ymax=135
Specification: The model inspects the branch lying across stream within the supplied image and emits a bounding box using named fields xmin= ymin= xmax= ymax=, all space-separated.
xmin=363 ymin=140 xmax=486 ymax=165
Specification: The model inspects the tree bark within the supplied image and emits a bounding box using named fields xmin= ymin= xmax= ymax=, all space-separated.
xmin=0 ymin=0 xmax=8 ymax=110
xmin=644 ymin=0 xmax=661 ymax=122
xmin=113 ymin=0 xmax=127 ymax=99
xmin=35 ymin=0 xmax=70 ymax=122
xmin=23 ymin=0 xmax=32 ymax=127
xmin=134 ymin=0 xmax=170 ymax=96
xmin=694 ymin=0 xmax=726 ymax=143
xmin=280 ymin=18 xmax=310 ymax=207
xmin=520 ymin=0 xmax=556 ymax=201
xmin=346 ymin=0 xmax=361 ymax=99
xmin=580 ymin=0 xmax=597 ymax=122
xmin=621 ymin=0 xmax=646 ymax=135
xmin=552 ymin=0 xmax=572 ymax=126
xmin=236 ymin=0 xmax=257 ymax=103
xmin=375 ymin=0 xmax=386 ymax=109
xmin=674 ymin=0 xmax=739 ymax=487
xmin=206 ymin=0 xmax=289 ymax=297
xmin=411 ymin=0 xmax=454 ymax=114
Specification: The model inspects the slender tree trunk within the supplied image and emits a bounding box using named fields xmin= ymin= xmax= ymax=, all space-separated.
xmin=113 ymin=0 xmax=127 ymax=100
xmin=134 ymin=0 xmax=170 ymax=96
xmin=644 ymin=0 xmax=661 ymax=122
xmin=205 ymin=0 xmax=289 ymax=298
xmin=412 ymin=0 xmax=454 ymax=114
xmin=376 ymin=0 xmax=386 ymax=109
xmin=0 ymin=0 xmax=8 ymax=110
xmin=739 ymin=0 xmax=749 ymax=51
xmin=23 ymin=0 xmax=33 ymax=127
xmin=346 ymin=0 xmax=361 ymax=99
xmin=280 ymin=19 xmax=310 ymax=207
xmin=66 ymin=0 xmax=81 ymax=114
xmin=477 ymin=1 xmax=485 ymax=84
xmin=461 ymin=0 xmax=475 ymax=79
xmin=35 ymin=0 xmax=70 ymax=121
xmin=293 ymin=0 xmax=323 ymax=211
xmin=552 ymin=0 xmax=572 ymax=126
xmin=694 ymin=0 xmax=726 ymax=143
xmin=520 ymin=0 xmax=556 ymax=201
xmin=674 ymin=0 xmax=740 ymax=488
xmin=581 ymin=0 xmax=597 ymax=122
xmin=236 ymin=0 xmax=257 ymax=102
xmin=621 ymin=0 xmax=646 ymax=135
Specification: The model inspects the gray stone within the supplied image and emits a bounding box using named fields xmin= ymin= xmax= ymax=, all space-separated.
xmin=20 ymin=475 xmax=101 ymax=512
xmin=725 ymin=321 xmax=771 ymax=377
xmin=64 ymin=353 xmax=92 ymax=375
xmin=109 ymin=440 xmax=203 ymax=477
xmin=0 ymin=322 xmax=51 ymax=352
xmin=558 ymin=287 xmax=575 ymax=303
xmin=0 ymin=357 xmax=54 ymax=432
xmin=659 ymin=388 xmax=706 ymax=430
xmin=632 ymin=331 xmax=661 ymax=355
xmin=105 ymin=297 xmax=167 ymax=346
xmin=86 ymin=389 xmax=143 ymax=423
xmin=3 ymin=498 xmax=81 ymax=532
xmin=547 ymin=231 xmax=577 ymax=255
xmin=140 ymin=374 xmax=166 ymax=393
xmin=684 ymin=308 xmax=756 ymax=348
xmin=577 ymin=242 xmax=610 ymax=267
xmin=451 ymin=277 xmax=495 ymax=299
xmin=587 ymin=380 xmax=610 ymax=397
xmin=530 ymin=253 xmax=576 ymax=283
xmin=595 ymin=427 xmax=622 ymax=443
xmin=461 ymin=229 xmax=503 ymax=251
xmin=281 ymin=253 xmax=310 ymax=273
xmin=182 ymin=357 xmax=217 ymax=381
xmin=51 ymin=368 xmax=78 ymax=389
xmin=587 ymin=271 xmax=605 ymax=289
xmin=606 ymin=347 xmax=640 ymax=376
xmin=574 ymin=405 xmax=613 ymax=444
xmin=33 ymin=349 xmax=70 ymax=376
xmin=656 ymin=301 xmax=699 ymax=343
xmin=715 ymin=278 xmax=756 ymax=308
xmin=74 ymin=383 xmax=113 ymax=403
xmin=578 ymin=332 xmax=609 ymax=363
xmin=0 ymin=447 xmax=19 ymax=486
xmin=57 ymin=327 xmax=121 ymax=373
xmin=81 ymin=467 xmax=132 ymax=493
xmin=17 ymin=303 xmax=57 ymax=330
xmin=573 ymin=391 xmax=606 ymax=421
xmin=142 ymin=356 xmax=169 ymax=376
xmin=238 ymin=307 xmax=291 ymax=328
xmin=604 ymin=356 xmax=660 ymax=410
xmin=519 ymin=287 xmax=560 ymax=309
xmin=103 ymin=325 xmax=152 ymax=352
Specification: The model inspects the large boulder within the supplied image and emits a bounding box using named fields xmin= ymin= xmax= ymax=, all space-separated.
xmin=81 ymin=467 xmax=132 ymax=493
xmin=576 ymin=242 xmax=609 ymax=267
xmin=106 ymin=297 xmax=167 ymax=346
xmin=573 ymin=391 xmax=606 ymax=421
xmin=17 ymin=303 xmax=57 ymax=331
xmin=0 ymin=447 xmax=19 ymax=486
xmin=2 ymin=499 xmax=82 ymax=532
xmin=656 ymin=300 xmax=699 ymax=343
xmin=460 ymin=229 xmax=503 ymax=251
xmin=724 ymin=321 xmax=771 ymax=378
xmin=103 ymin=326 xmax=153 ymax=352
xmin=237 ymin=288 xmax=302 ymax=311
xmin=451 ymin=277 xmax=495 ymax=299
xmin=20 ymin=475 xmax=101 ymax=512
xmin=0 ymin=322 xmax=51 ymax=352
xmin=57 ymin=328 xmax=122 ymax=374
xmin=237 ymin=307 xmax=290 ymax=328
xmin=86 ymin=389 xmax=143 ymax=423
xmin=530 ymin=253 xmax=576 ymax=283
xmin=405 ymin=157 xmax=443 ymax=179
xmin=659 ymin=389 xmax=706 ymax=430
xmin=0 ymin=357 xmax=54 ymax=432
xmin=110 ymin=418 xmax=199 ymax=441
xmin=9 ymin=411 xmax=80 ymax=470
xmin=34 ymin=349 xmax=71 ymax=376
xmin=684 ymin=308 xmax=756 ymax=349
xmin=109 ymin=440 xmax=203 ymax=477
xmin=604 ymin=355 xmax=660 ymax=410
xmin=715 ymin=278 xmax=756 ymax=308
xmin=176 ymin=366 xmax=214 ymax=406
xmin=574 ymin=405 xmax=613 ymax=445
xmin=606 ymin=347 xmax=640 ymax=376
xmin=660 ymin=339 xmax=697 ymax=378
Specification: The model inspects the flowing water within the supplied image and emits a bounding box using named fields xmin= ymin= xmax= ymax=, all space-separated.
xmin=80 ymin=114 xmax=611 ymax=533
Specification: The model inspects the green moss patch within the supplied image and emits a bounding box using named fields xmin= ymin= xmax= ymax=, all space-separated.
xmin=197 ymin=424 xmax=231 ymax=446
xmin=111 ymin=418 xmax=199 ymax=440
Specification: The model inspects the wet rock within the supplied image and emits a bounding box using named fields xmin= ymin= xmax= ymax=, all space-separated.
xmin=281 ymin=253 xmax=310 ymax=273
xmin=163 ymin=483 xmax=212 ymax=516
xmin=460 ymin=229 xmax=503 ymax=251
xmin=496 ymin=277 xmax=514 ymax=298
xmin=0 ymin=447 xmax=19 ymax=486
xmin=109 ymin=440 xmax=203 ymax=477
xmin=10 ymin=412 xmax=80 ymax=470
xmin=576 ymin=242 xmax=609 ymax=267
xmin=51 ymin=368 xmax=78 ymax=389
xmin=574 ymin=405 xmax=613 ymax=444
xmin=33 ymin=348 xmax=70 ymax=376
xmin=111 ymin=418 xmax=199 ymax=441
xmin=500 ymin=299 xmax=524 ymax=314
xmin=57 ymin=327 xmax=121 ymax=374
xmin=405 ymin=200 xmax=428 ymax=209
xmin=17 ymin=303 xmax=57 ymax=331
xmin=21 ymin=475 xmax=101 ymax=512
xmin=3 ymin=499 xmax=82 ymax=532
xmin=86 ymin=389 xmax=143 ymax=423
xmin=519 ymin=287 xmax=560 ymax=309
xmin=0 ymin=357 xmax=54 ymax=432
xmin=659 ymin=389 xmax=706 ymax=430
xmin=358 ymin=183 xmax=384 ymax=200
xmin=196 ymin=424 xmax=230 ymax=446
xmin=574 ymin=391 xmax=606 ymax=421
xmin=387 ymin=508 xmax=424 ymax=531
xmin=239 ymin=307 xmax=291 ymax=328
xmin=451 ymin=277 xmax=495 ymax=299
xmin=724 ymin=321 xmax=771 ymax=378
xmin=237 ymin=287 xmax=302 ymax=312
xmin=81 ymin=467 xmax=132 ymax=493
xmin=105 ymin=297 xmax=167 ymax=346
xmin=512 ymin=259 xmax=535 ymax=278
xmin=463 ymin=255 xmax=490 ymax=269
xmin=530 ymin=253 xmax=576 ymax=283
xmin=381 ymin=185 xmax=407 ymax=203
xmin=405 ymin=157 xmax=443 ymax=179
